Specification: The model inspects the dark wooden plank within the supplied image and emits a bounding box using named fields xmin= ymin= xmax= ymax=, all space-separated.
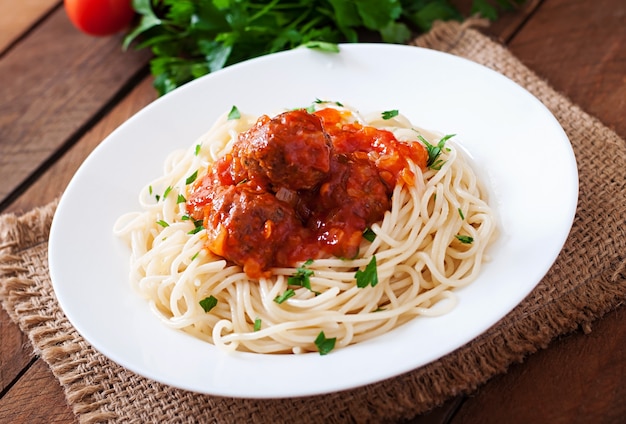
xmin=0 ymin=0 xmax=60 ymax=54
xmin=0 ymin=359 xmax=77 ymax=423
xmin=0 ymin=77 xmax=156 ymax=423
xmin=508 ymin=0 xmax=626 ymax=138
xmin=6 ymin=76 xmax=158 ymax=215
xmin=0 ymin=313 xmax=32 ymax=393
xmin=454 ymin=306 xmax=626 ymax=423
xmin=0 ymin=7 xmax=151 ymax=209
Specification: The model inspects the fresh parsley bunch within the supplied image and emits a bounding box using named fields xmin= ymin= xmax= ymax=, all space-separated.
xmin=124 ymin=0 xmax=523 ymax=95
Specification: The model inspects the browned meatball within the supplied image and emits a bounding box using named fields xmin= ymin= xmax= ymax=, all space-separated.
xmin=203 ymin=184 xmax=303 ymax=278
xmin=310 ymin=154 xmax=392 ymax=259
xmin=318 ymin=155 xmax=391 ymax=224
xmin=233 ymin=110 xmax=332 ymax=190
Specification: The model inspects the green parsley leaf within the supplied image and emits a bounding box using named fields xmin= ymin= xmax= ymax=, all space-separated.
xmin=274 ymin=289 xmax=296 ymax=304
xmin=458 ymin=208 xmax=465 ymax=220
xmin=156 ymin=220 xmax=169 ymax=227
xmin=381 ymin=109 xmax=399 ymax=120
xmin=314 ymin=99 xmax=343 ymax=107
xmin=194 ymin=144 xmax=201 ymax=156
xmin=355 ymin=256 xmax=378 ymax=288
xmin=288 ymin=259 xmax=314 ymax=290
xmin=407 ymin=0 xmax=463 ymax=32
xmin=314 ymin=331 xmax=336 ymax=355
xmin=199 ymin=295 xmax=218 ymax=312
xmin=177 ymin=194 xmax=186 ymax=204
xmin=472 ymin=0 xmax=499 ymax=20
xmin=162 ymin=186 xmax=172 ymax=199
xmin=185 ymin=170 xmax=198 ymax=185
xmin=362 ymin=228 xmax=376 ymax=242
xmin=228 ymin=105 xmax=241 ymax=120
xmin=188 ymin=225 xmax=205 ymax=235
xmin=419 ymin=134 xmax=455 ymax=170
xmin=253 ymin=318 xmax=262 ymax=331
xmin=455 ymin=235 xmax=474 ymax=244
xmin=190 ymin=251 xmax=200 ymax=261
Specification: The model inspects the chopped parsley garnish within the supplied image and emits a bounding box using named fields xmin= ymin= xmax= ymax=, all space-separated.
xmin=185 ymin=170 xmax=198 ymax=185
xmin=187 ymin=219 xmax=205 ymax=235
xmin=381 ymin=109 xmax=399 ymax=120
xmin=156 ymin=219 xmax=169 ymax=228
xmin=194 ymin=144 xmax=201 ymax=156
xmin=458 ymin=208 xmax=465 ymax=220
xmin=315 ymin=331 xmax=336 ymax=355
xmin=419 ymin=134 xmax=455 ymax=170
xmin=199 ymin=295 xmax=218 ymax=312
xmin=362 ymin=228 xmax=376 ymax=242
xmin=314 ymin=98 xmax=343 ymax=107
xmin=181 ymin=214 xmax=191 ymax=221
xmin=177 ymin=194 xmax=186 ymax=204
xmin=190 ymin=251 xmax=200 ymax=261
xmin=188 ymin=225 xmax=205 ymax=235
xmin=455 ymin=235 xmax=474 ymax=244
xmin=162 ymin=186 xmax=172 ymax=199
xmin=274 ymin=289 xmax=296 ymax=304
xmin=288 ymin=259 xmax=314 ymax=290
xmin=228 ymin=105 xmax=241 ymax=120
xmin=355 ymin=256 xmax=378 ymax=288
xmin=253 ymin=318 xmax=262 ymax=332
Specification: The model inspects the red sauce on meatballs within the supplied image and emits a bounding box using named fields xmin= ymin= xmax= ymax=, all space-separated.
xmin=186 ymin=108 xmax=428 ymax=278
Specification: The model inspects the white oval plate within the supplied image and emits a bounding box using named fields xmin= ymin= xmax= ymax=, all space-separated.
xmin=49 ymin=44 xmax=578 ymax=398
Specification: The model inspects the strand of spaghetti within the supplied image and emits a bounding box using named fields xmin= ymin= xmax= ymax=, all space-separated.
xmin=216 ymin=282 xmax=456 ymax=347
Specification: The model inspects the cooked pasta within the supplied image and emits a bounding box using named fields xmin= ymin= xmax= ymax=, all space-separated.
xmin=114 ymin=101 xmax=497 ymax=354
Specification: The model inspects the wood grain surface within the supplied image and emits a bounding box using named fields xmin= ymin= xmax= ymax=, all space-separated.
xmin=1 ymin=0 xmax=624 ymax=422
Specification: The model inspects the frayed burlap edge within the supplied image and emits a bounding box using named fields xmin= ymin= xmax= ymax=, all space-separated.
xmin=1 ymin=20 xmax=625 ymax=424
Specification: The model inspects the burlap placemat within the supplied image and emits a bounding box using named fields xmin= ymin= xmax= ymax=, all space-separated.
xmin=1 ymin=20 xmax=625 ymax=423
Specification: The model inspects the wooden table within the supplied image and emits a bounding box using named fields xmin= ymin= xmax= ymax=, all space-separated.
xmin=1 ymin=1 xmax=624 ymax=422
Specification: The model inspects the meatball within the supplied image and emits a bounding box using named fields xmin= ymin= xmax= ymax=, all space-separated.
xmin=310 ymin=154 xmax=392 ymax=259
xmin=318 ymin=154 xmax=392 ymax=224
xmin=233 ymin=110 xmax=332 ymax=190
xmin=203 ymin=185 xmax=302 ymax=278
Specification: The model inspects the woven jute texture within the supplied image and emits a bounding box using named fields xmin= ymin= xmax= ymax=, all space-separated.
xmin=1 ymin=20 xmax=625 ymax=423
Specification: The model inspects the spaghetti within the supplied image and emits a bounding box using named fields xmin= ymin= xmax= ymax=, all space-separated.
xmin=114 ymin=101 xmax=497 ymax=354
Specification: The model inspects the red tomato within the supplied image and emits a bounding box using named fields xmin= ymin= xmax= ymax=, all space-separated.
xmin=64 ymin=0 xmax=135 ymax=36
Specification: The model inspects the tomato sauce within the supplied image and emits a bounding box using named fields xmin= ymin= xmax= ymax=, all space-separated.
xmin=186 ymin=108 xmax=428 ymax=278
